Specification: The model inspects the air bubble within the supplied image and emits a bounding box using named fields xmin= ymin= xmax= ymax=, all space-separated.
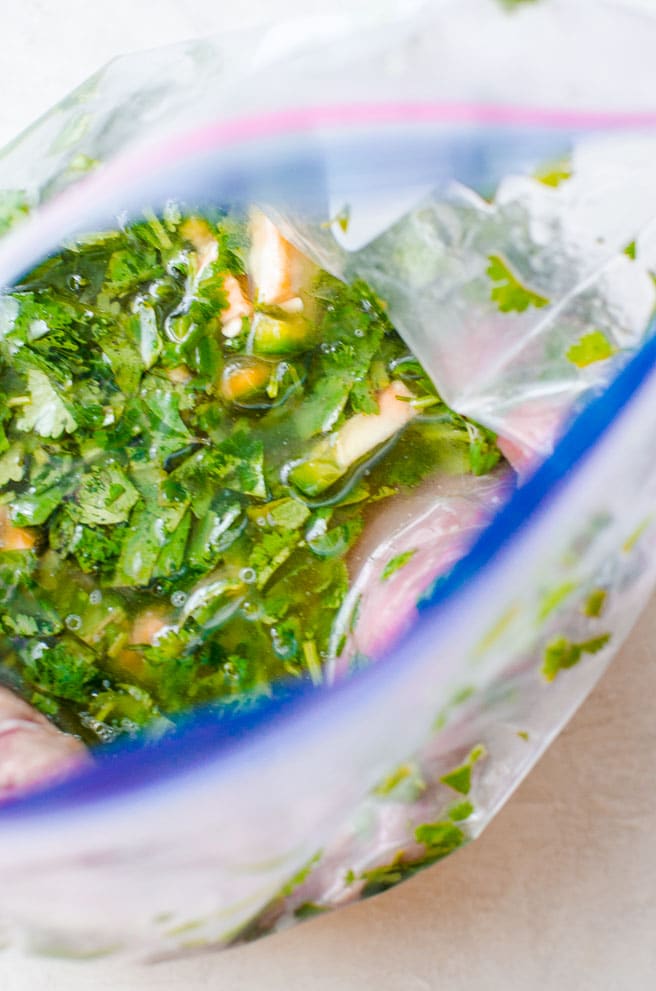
xmin=353 ymin=329 xmax=364 ymax=338
xmin=171 ymin=590 xmax=187 ymax=608
xmin=239 ymin=567 xmax=257 ymax=584
xmin=242 ymin=600 xmax=260 ymax=619
xmin=65 ymin=614 xmax=82 ymax=631
xmin=89 ymin=590 xmax=102 ymax=605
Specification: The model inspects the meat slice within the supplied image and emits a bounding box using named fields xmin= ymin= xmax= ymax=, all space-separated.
xmin=0 ymin=686 xmax=89 ymax=802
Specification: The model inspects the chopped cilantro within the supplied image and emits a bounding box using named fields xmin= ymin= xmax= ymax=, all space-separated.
xmin=359 ymin=855 xmax=408 ymax=895
xmin=21 ymin=637 xmax=100 ymax=703
xmin=447 ymin=800 xmax=474 ymax=822
xmin=0 ymin=444 xmax=25 ymax=485
xmin=583 ymin=588 xmax=607 ymax=618
xmin=538 ymin=581 xmax=577 ymax=621
xmin=440 ymin=745 xmax=487 ymax=795
xmin=624 ymin=241 xmax=637 ymax=260
xmin=623 ymin=517 xmax=652 ymax=553
xmin=440 ymin=764 xmax=472 ymax=796
xmin=373 ymin=762 xmax=426 ymax=802
xmin=249 ymin=497 xmax=310 ymax=531
xmin=542 ymin=633 xmax=611 ymax=682
xmin=321 ymin=204 xmax=351 ymax=234
xmin=381 ymin=548 xmax=417 ymax=582
xmin=30 ymin=691 xmax=60 ymax=718
xmin=294 ymin=902 xmax=329 ymax=920
xmin=279 ymin=852 xmax=322 ymax=898
xmin=76 ymin=465 xmax=139 ymax=526
xmin=0 ymin=207 xmax=507 ymax=743
xmin=467 ymin=423 xmax=502 ymax=476
xmin=414 ymin=820 xmax=465 ymax=856
xmin=566 ymin=331 xmax=617 ymax=368
xmin=359 ymin=819 xmax=467 ymax=897
xmin=15 ymin=369 xmax=77 ymax=439
xmin=534 ymin=158 xmax=572 ymax=187
xmin=487 ymin=254 xmax=550 ymax=313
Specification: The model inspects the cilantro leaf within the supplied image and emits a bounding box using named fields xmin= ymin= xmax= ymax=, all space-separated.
xmin=537 ymin=581 xmax=577 ymax=621
xmin=0 ymin=444 xmax=25 ymax=485
xmin=534 ymin=158 xmax=572 ymax=187
xmin=413 ymin=820 xmax=466 ymax=858
xmin=467 ymin=424 xmax=502 ymax=476
xmin=14 ymin=369 xmax=77 ymax=438
xmin=11 ymin=484 xmax=68 ymax=527
xmin=566 ymin=331 xmax=617 ymax=368
xmin=440 ymin=745 xmax=487 ymax=795
xmin=583 ymin=588 xmax=607 ymax=618
xmin=186 ymin=498 xmax=244 ymax=570
xmin=114 ymin=497 xmax=188 ymax=588
xmin=294 ymin=902 xmax=329 ymax=920
xmin=93 ymin=321 xmax=144 ymax=395
xmin=103 ymin=244 xmax=161 ymax=296
xmin=153 ymin=509 xmax=191 ymax=579
xmin=76 ymin=465 xmax=140 ymax=526
xmin=49 ymin=510 xmax=127 ymax=575
xmin=169 ymin=431 xmax=266 ymax=505
xmin=542 ymin=633 xmax=611 ymax=682
xmin=249 ymin=530 xmax=301 ymax=589
xmin=381 ymin=548 xmax=416 ymax=581
xmin=86 ymin=683 xmax=169 ymax=740
xmin=487 ymin=254 xmax=550 ymax=313
xmin=359 ymin=819 xmax=466 ymax=897
xmin=20 ymin=636 xmax=100 ymax=703
xmin=305 ymin=515 xmax=363 ymax=558
xmin=249 ymin=497 xmax=310 ymax=531
xmin=373 ymin=762 xmax=426 ymax=802
xmin=297 ymin=276 xmax=388 ymax=437
xmin=447 ymin=800 xmax=474 ymax=822
xmin=212 ymin=431 xmax=266 ymax=499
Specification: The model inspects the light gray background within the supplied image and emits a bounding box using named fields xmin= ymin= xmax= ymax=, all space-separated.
xmin=2 ymin=2 xmax=656 ymax=988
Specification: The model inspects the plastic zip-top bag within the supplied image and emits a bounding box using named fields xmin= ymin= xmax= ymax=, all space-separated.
xmin=1 ymin=0 xmax=656 ymax=963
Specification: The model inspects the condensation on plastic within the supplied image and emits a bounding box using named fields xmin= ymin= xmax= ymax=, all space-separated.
xmin=0 ymin=0 xmax=656 ymax=964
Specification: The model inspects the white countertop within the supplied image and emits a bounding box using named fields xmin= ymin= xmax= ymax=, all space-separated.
xmin=2 ymin=3 xmax=656 ymax=987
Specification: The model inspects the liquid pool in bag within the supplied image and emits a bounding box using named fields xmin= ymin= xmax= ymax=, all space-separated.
xmin=0 ymin=0 xmax=656 ymax=962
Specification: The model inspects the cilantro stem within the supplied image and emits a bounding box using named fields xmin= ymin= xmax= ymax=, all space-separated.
xmin=303 ymin=640 xmax=323 ymax=685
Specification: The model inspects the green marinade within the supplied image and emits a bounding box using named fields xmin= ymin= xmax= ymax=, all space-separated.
xmin=0 ymin=207 xmax=501 ymax=744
